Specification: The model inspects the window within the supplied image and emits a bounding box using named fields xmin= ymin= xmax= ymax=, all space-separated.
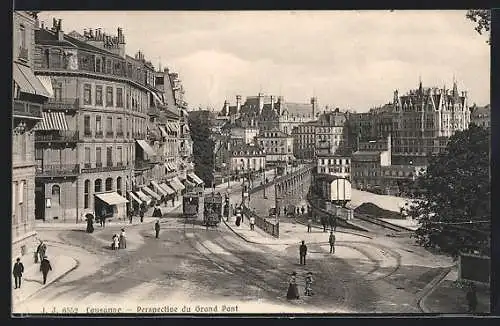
xmin=96 ymin=147 xmax=102 ymax=167
xmin=117 ymin=147 xmax=123 ymax=166
xmin=95 ymin=85 xmax=103 ymax=105
xmin=83 ymin=84 xmax=92 ymax=105
xmin=94 ymin=179 xmax=102 ymax=193
xmin=84 ymin=180 xmax=90 ymax=209
xmin=106 ymin=147 xmax=113 ymax=166
xmin=105 ymin=178 xmax=113 ymax=191
xmin=95 ymin=58 xmax=102 ymax=73
xmin=117 ymin=117 xmax=123 ymax=136
xmin=20 ymin=133 xmax=26 ymax=160
xmin=106 ymin=117 xmax=113 ymax=137
xmin=116 ymin=88 xmax=123 ymax=107
xmin=19 ymin=25 xmax=26 ymax=49
xmin=105 ymin=59 xmax=112 ymax=74
xmin=95 ymin=116 xmax=102 ymax=136
xmin=117 ymin=177 xmax=122 ymax=195
xmin=51 ymin=185 xmax=60 ymax=205
xmin=53 ymin=82 xmax=62 ymax=100
xmin=84 ymin=115 xmax=91 ymax=136
xmin=84 ymin=147 xmax=91 ymax=168
xmin=106 ymin=86 xmax=113 ymax=107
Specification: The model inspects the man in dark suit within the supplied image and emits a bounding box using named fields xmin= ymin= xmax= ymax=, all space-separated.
xmin=299 ymin=241 xmax=308 ymax=265
xmin=40 ymin=256 xmax=52 ymax=285
xmin=155 ymin=220 xmax=161 ymax=239
xmin=13 ymin=258 xmax=24 ymax=289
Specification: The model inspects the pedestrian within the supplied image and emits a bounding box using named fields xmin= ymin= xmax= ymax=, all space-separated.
xmin=86 ymin=215 xmax=94 ymax=233
xmin=304 ymin=272 xmax=314 ymax=296
xmin=329 ymin=231 xmax=336 ymax=254
xmin=296 ymin=207 xmax=300 ymax=215
xmin=284 ymin=207 xmax=287 ymax=216
xmin=332 ymin=216 xmax=337 ymax=232
xmin=250 ymin=216 xmax=255 ymax=231
xmin=140 ymin=209 xmax=144 ymax=223
xmin=102 ymin=216 xmax=106 ymax=228
xmin=286 ymin=272 xmax=300 ymax=300
xmin=301 ymin=206 xmax=305 ymax=215
xmin=40 ymin=256 xmax=52 ymax=285
xmin=307 ymin=217 xmax=312 ymax=233
xmin=466 ymin=283 xmax=478 ymax=313
xmin=172 ymin=197 xmax=175 ymax=207
xmin=99 ymin=216 xmax=103 ymax=227
xmin=37 ymin=240 xmax=47 ymax=263
xmin=155 ymin=220 xmax=161 ymax=239
xmin=13 ymin=257 xmax=24 ymax=289
xmin=112 ymin=234 xmax=120 ymax=250
xmin=299 ymin=241 xmax=307 ymax=265
xmin=129 ymin=211 xmax=133 ymax=224
xmin=321 ymin=216 xmax=327 ymax=232
xmin=119 ymin=228 xmax=127 ymax=249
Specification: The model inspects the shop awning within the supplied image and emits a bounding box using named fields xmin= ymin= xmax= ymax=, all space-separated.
xmin=95 ymin=192 xmax=129 ymax=205
xmin=37 ymin=75 xmax=54 ymax=98
xmin=183 ymin=180 xmax=196 ymax=189
xmin=178 ymin=174 xmax=186 ymax=180
xmin=188 ymin=173 xmax=204 ymax=185
xmin=164 ymin=163 xmax=173 ymax=172
xmin=13 ymin=63 xmax=51 ymax=97
xmin=151 ymin=181 xmax=169 ymax=196
xmin=169 ymin=163 xmax=177 ymax=171
xmin=159 ymin=183 xmax=175 ymax=195
xmin=158 ymin=125 xmax=168 ymax=137
xmin=34 ymin=111 xmax=69 ymax=131
xmin=169 ymin=176 xmax=186 ymax=192
xmin=136 ymin=140 xmax=156 ymax=157
xmin=151 ymin=91 xmax=164 ymax=106
xmin=127 ymin=191 xmax=142 ymax=205
xmin=135 ymin=190 xmax=151 ymax=204
xmin=142 ymin=186 xmax=162 ymax=200
xmin=168 ymin=122 xmax=178 ymax=133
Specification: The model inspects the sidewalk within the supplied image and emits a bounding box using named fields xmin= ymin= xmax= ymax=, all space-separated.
xmin=420 ymin=267 xmax=490 ymax=313
xmin=12 ymin=245 xmax=78 ymax=305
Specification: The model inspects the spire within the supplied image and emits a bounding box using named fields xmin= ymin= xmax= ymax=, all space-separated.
xmin=418 ymin=75 xmax=423 ymax=94
xmin=452 ymin=75 xmax=458 ymax=98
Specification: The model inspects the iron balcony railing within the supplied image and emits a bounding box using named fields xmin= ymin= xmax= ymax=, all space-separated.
xmin=36 ymin=164 xmax=79 ymax=177
xmin=13 ymin=100 xmax=42 ymax=119
xmin=36 ymin=130 xmax=79 ymax=143
xmin=44 ymin=98 xmax=79 ymax=111
xmin=95 ymin=131 xmax=103 ymax=138
xmin=81 ymin=165 xmax=127 ymax=174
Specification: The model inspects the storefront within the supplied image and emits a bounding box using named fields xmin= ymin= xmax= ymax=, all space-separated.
xmin=135 ymin=190 xmax=152 ymax=206
xmin=168 ymin=176 xmax=186 ymax=199
xmin=94 ymin=192 xmax=129 ymax=221
xmin=127 ymin=191 xmax=142 ymax=214
xmin=187 ymin=173 xmax=204 ymax=187
xmin=142 ymin=186 xmax=161 ymax=205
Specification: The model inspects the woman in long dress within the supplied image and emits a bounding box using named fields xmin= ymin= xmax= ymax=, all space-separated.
xmin=113 ymin=234 xmax=120 ymax=250
xmin=119 ymin=229 xmax=127 ymax=249
xmin=286 ymin=272 xmax=300 ymax=300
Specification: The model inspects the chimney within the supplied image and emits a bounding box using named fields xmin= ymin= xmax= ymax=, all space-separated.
xmin=236 ymin=95 xmax=242 ymax=114
xmin=41 ymin=21 xmax=44 ymax=29
xmin=258 ymin=92 xmax=264 ymax=114
xmin=270 ymin=95 xmax=275 ymax=111
xmin=310 ymin=97 xmax=317 ymax=117
xmin=57 ymin=19 xmax=64 ymax=41
xmin=89 ymin=28 xmax=94 ymax=38
xmin=224 ymin=100 xmax=230 ymax=116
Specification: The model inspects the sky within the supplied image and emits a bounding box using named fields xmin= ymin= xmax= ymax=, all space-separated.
xmin=37 ymin=11 xmax=490 ymax=112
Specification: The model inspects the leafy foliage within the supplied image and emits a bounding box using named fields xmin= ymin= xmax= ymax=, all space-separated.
xmin=405 ymin=125 xmax=490 ymax=257
xmin=188 ymin=111 xmax=215 ymax=187
xmin=466 ymin=9 xmax=491 ymax=44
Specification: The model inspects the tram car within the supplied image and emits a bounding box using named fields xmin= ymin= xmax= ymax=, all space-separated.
xmin=203 ymin=192 xmax=223 ymax=226
xmin=315 ymin=174 xmax=352 ymax=208
xmin=182 ymin=191 xmax=203 ymax=219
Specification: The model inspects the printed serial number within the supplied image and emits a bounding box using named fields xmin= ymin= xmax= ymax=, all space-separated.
xmin=61 ymin=307 xmax=79 ymax=314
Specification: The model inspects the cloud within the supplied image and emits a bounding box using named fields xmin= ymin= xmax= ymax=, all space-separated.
xmin=37 ymin=10 xmax=490 ymax=111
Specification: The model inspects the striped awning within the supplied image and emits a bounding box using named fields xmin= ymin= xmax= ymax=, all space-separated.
xmin=168 ymin=122 xmax=178 ymax=133
xmin=127 ymin=191 xmax=142 ymax=205
xmin=135 ymin=191 xmax=151 ymax=204
xmin=164 ymin=163 xmax=173 ymax=172
xmin=151 ymin=181 xmax=168 ymax=196
xmin=13 ymin=63 xmax=51 ymax=97
xmin=169 ymin=163 xmax=177 ymax=171
xmin=164 ymin=123 xmax=172 ymax=133
xmin=170 ymin=176 xmax=186 ymax=191
xmin=136 ymin=140 xmax=156 ymax=157
xmin=95 ymin=192 xmax=129 ymax=205
xmin=183 ymin=180 xmax=196 ymax=189
xmin=34 ymin=112 xmax=69 ymax=131
xmin=142 ymin=186 xmax=162 ymax=200
xmin=188 ymin=173 xmax=204 ymax=185
xmin=158 ymin=125 xmax=168 ymax=137
xmin=151 ymin=91 xmax=164 ymax=106
xmin=36 ymin=75 xmax=54 ymax=98
xmin=159 ymin=183 xmax=175 ymax=195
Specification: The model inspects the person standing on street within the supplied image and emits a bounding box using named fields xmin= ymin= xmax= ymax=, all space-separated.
xmin=128 ymin=211 xmax=133 ymax=224
xmin=155 ymin=220 xmax=161 ymax=239
xmin=119 ymin=228 xmax=127 ymax=249
xmin=40 ymin=256 xmax=52 ymax=285
xmin=13 ymin=258 xmax=24 ymax=289
xmin=286 ymin=272 xmax=300 ymax=300
xmin=304 ymin=272 xmax=314 ymax=296
xmin=250 ymin=216 xmax=255 ymax=231
xmin=37 ymin=240 xmax=47 ymax=263
xmin=172 ymin=197 xmax=175 ymax=207
xmin=299 ymin=241 xmax=307 ymax=265
xmin=329 ymin=231 xmax=336 ymax=254
xmin=307 ymin=217 xmax=312 ymax=233
xmin=466 ymin=283 xmax=478 ymax=313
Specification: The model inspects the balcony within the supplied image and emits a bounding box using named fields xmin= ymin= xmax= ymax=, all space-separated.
xmin=36 ymin=164 xmax=79 ymax=177
xmin=116 ymin=131 xmax=124 ymax=137
xmin=80 ymin=164 xmax=127 ymax=174
xmin=44 ymin=98 xmax=79 ymax=112
xmin=95 ymin=131 xmax=103 ymax=138
xmin=13 ymin=100 xmax=42 ymax=119
xmin=36 ymin=131 xmax=79 ymax=143
xmin=18 ymin=47 xmax=29 ymax=61
xmin=106 ymin=131 xmax=114 ymax=138
xmin=134 ymin=160 xmax=154 ymax=171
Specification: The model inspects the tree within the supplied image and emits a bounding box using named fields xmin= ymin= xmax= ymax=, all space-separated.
xmin=188 ymin=111 xmax=215 ymax=187
xmin=466 ymin=9 xmax=491 ymax=44
xmin=404 ymin=125 xmax=490 ymax=257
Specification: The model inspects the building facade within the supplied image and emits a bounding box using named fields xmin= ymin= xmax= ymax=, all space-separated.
xmin=315 ymin=109 xmax=349 ymax=156
xmin=12 ymin=11 xmax=50 ymax=256
xmin=291 ymin=120 xmax=317 ymax=160
xmin=229 ymin=143 xmax=266 ymax=175
xmin=351 ymin=135 xmax=392 ymax=191
xmin=255 ymin=128 xmax=294 ymax=165
xmin=316 ymin=155 xmax=351 ymax=180
xmin=470 ymin=104 xmax=490 ymax=129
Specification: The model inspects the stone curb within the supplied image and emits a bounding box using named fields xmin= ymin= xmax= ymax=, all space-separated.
xmin=416 ymin=265 xmax=455 ymax=313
